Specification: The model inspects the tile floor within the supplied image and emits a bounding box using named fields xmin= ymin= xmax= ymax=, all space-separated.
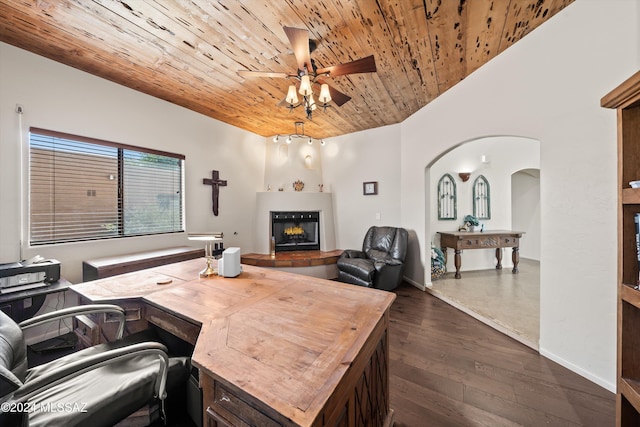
xmin=426 ymin=258 xmax=540 ymax=349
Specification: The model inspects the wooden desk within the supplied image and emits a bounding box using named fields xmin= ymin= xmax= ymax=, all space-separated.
xmin=438 ymin=230 xmax=524 ymax=279
xmin=70 ymin=258 xmax=395 ymax=427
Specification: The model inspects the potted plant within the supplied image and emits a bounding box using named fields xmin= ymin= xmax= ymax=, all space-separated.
xmin=462 ymin=214 xmax=479 ymax=232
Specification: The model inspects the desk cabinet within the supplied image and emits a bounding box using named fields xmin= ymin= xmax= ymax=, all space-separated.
xmin=74 ymin=297 xmax=148 ymax=347
xmin=202 ymin=376 xmax=280 ymax=427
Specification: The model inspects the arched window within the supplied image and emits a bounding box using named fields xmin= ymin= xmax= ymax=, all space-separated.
xmin=473 ymin=175 xmax=491 ymax=219
xmin=437 ymin=173 xmax=457 ymax=220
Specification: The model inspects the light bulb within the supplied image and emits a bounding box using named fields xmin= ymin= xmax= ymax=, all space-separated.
xmin=286 ymin=136 xmax=292 ymax=144
xmin=308 ymin=138 xmax=312 ymax=145
xmin=273 ymin=135 xmax=279 ymax=143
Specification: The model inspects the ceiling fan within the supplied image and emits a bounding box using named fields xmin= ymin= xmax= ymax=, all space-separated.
xmin=238 ymin=26 xmax=377 ymax=120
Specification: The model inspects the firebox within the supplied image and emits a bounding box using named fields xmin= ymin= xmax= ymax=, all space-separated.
xmin=271 ymin=211 xmax=320 ymax=252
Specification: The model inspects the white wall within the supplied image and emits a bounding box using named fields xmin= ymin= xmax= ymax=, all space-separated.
xmin=263 ymin=136 xmax=324 ymax=193
xmin=428 ymin=136 xmax=540 ymax=273
xmin=396 ymin=0 xmax=639 ymax=391
xmin=320 ymin=124 xmax=403 ymax=251
xmin=0 ymin=43 xmax=266 ymax=284
xmin=512 ymin=170 xmax=541 ymax=261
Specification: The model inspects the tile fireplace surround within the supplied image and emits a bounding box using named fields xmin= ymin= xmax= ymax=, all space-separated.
xmin=255 ymin=192 xmax=337 ymax=255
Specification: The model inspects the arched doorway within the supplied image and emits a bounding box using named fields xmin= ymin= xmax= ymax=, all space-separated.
xmin=426 ymin=136 xmax=540 ymax=349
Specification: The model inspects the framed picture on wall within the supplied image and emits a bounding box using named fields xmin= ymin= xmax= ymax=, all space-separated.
xmin=363 ymin=181 xmax=378 ymax=195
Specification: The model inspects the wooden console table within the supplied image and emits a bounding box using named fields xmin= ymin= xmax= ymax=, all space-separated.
xmin=438 ymin=230 xmax=524 ymax=279
xmin=70 ymin=258 xmax=395 ymax=426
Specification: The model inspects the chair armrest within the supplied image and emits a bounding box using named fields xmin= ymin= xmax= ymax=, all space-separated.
xmin=11 ymin=342 xmax=169 ymax=403
xmin=381 ymin=258 xmax=403 ymax=266
xmin=19 ymin=304 xmax=126 ymax=340
xmin=340 ymin=249 xmax=366 ymax=259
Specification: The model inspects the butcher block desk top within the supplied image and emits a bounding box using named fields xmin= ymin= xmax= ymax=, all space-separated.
xmin=70 ymin=258 xmax=396 ymax=426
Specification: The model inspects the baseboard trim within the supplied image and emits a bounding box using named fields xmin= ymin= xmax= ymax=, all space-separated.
xmin=403 ymin=276 xmax=425 ymax=291
xmin=538 ymin=347 xmax=616 ymax=394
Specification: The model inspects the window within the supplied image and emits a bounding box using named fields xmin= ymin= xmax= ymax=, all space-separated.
xmin=29 ymin=128 xmax=184 ymax=245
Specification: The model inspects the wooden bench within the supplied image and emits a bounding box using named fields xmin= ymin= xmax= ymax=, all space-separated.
xmin=82 ymin=246 xmax=204 ymax=281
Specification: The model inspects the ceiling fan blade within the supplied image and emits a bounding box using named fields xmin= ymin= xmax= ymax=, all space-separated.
xmin=237 ymin=70 xmax=291 ymax=79
xmin=316 ymin=79 xmax=351 ymax=106
xmin=316 ymin=55 xmax=377 ymax=77
xmin=283 ymin=26 xmax=312 ymax=72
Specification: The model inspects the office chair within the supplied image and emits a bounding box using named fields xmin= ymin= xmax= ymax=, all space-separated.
xmin=0 ymin=304 xmax=189 ymax=427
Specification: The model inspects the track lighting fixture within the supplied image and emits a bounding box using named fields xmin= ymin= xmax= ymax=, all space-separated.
xmin=272 ymin=122 xmax=325 ymax=146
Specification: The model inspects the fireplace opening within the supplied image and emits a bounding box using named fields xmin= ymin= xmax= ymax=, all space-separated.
xmin=271 ymin=211 xmax=320 ymax=252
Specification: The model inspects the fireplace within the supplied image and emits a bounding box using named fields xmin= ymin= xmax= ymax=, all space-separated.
xmin=271 ymin=211 xmax=320 ymax=252
xmin=256 ymin=192 xmax=336 ymax=254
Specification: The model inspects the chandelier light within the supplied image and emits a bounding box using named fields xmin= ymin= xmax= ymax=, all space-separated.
xmin=284 ymin=64 xmax=332 ymax=120
xmin=272 ymin=121 xmax=325 ymax=146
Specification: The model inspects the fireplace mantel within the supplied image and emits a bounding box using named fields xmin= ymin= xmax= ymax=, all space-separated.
xmin=255 ymin=192 xmax=336 ymax=255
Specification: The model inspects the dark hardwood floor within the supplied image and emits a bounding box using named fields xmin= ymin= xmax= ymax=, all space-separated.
xmin=389 ymin=283 xmax=615 ymax=427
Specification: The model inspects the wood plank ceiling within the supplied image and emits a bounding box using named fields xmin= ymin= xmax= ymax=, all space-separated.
xmin=0 ymin=0 xmax=573 ymax=140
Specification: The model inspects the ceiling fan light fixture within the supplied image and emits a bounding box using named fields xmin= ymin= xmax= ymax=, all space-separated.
xmin=319 ymin=83 xmax=331 ymax=104
xmin=286 ymin=85 xmax=298 ymax=105
xmin=239 ymin=26 xmax=376 ymax=122
xmin=299 ymin=75 xmax=312 ymax=96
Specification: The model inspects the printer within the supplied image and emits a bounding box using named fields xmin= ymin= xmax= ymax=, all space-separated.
xmin=0 ymin=257 xmax=61 ymax=294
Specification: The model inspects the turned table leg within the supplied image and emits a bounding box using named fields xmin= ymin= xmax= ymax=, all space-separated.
xmin=454 ymin=249 xmax=462 ymax=279
xmin=512 ymin=247 xmax=520 ymax=274
xmin=495 ymin=248 xmax=503 ymax=270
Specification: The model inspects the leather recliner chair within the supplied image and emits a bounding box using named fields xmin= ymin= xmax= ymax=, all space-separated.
xmin=337 ymin=226 xmax=408 ymax=291
xmin=0 ymin=304 xmax=190 ymax=427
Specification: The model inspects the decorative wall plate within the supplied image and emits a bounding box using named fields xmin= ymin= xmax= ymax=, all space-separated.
xmin=293 ymin=180 xmax=304 ymax=191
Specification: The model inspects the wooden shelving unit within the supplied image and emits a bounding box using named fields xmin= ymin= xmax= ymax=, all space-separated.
xmin=602 ymin=70 xmax=640 ymax=426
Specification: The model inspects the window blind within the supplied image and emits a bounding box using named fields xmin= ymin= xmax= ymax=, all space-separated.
xmin=29 ymin=128 xmax=184 ymax=245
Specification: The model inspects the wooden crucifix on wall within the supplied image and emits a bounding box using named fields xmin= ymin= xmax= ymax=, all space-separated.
xmin=203 ymin=170 xmax=227 ymax=216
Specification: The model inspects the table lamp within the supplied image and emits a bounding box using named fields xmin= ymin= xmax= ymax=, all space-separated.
xmin=188 ymin=232 xmax=223 ymax=278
